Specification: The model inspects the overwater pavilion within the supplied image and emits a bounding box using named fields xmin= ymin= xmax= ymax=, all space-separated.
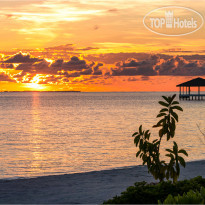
xmin=176 ymin=77 xmax=205 ymax=100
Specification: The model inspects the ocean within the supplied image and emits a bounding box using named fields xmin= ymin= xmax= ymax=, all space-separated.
xmin=0 ymin=92 xmax=205 ymax=179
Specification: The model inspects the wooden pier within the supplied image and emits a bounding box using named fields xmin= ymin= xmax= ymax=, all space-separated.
xmin=177 ymin=77 xmax=205 ymax=101
xmin=179 ymin=94 xmax=205 ymax=100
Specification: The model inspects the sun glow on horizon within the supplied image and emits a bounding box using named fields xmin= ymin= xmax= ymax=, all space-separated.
xmin=27 ymin=83 xmax=45 ymax=90
xmin=26 ymin=76 xmax=45 ymax=90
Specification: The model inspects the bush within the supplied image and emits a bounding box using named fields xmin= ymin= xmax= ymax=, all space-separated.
xmin=103 ymin=176 xmax=205 ymax=204
xmin=160 ymin=186 xmax=205 ymax=204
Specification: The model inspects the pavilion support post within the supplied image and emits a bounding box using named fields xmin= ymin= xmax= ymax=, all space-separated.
xmin=189 ymin=86 xmax=191 ymax=100
xmin=179 ymin=86 xmax=181 ymax=99
xmin=198 ymin=86 xmax=200 ymax=100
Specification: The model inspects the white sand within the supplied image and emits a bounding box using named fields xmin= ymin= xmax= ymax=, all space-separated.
xmin=0 ymin=160 xmax=205 ymax=204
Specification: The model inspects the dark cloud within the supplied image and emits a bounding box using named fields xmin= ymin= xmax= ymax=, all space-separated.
xmin=2 ymin=50 xmax=205 ymax=86
xmin=60 ymin=56 xmax=88 ymax=71
xmin=181 ymin=55 xmax=205 ymax=61
xmin=4 ymin=52 xmax=42 ymax=63
xmin=15 ymin=63 xmax=33 ymax=72
xmin=85 ymin=53 xmax=169 ymax=64
xmin=112 ymin=68 xmax=143 ymax=76
xmin=11 ymin=56 xmax=104 ymax=84
xmin=16 ymin=60 xmax=51 ymax=74
xmin=50 ymin=59 xmax=63 ymax=68
xmin=59 ymin=67 xmax=95 ymax=78
xmin=38 ymin=75 xmax=66 ymax=84
xmin=0 ymin=72 xmax=16 ymax=82
xmin=15 ymin=57 xmax=94 ymax=76
xmin=111 ymin=56 xmax=158 ymax=76
xmin=0 ymin=63 xmax=14 ymax=69
xmin=93 ymin=63 xmax=103 ymax=75
xmin=51 ymin=57 xmax=89 ymax=71
xmin=13 ymin=71 xmax=27 ymax=82
xmin=109 ymin=55 xmax=205 ymax=77
xmin=156 ymin=56 xmax=205 ymax=76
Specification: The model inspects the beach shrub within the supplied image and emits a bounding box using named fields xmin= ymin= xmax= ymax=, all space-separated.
xmin=159 ymin=186 xmax=205 ymax=204
xmin=103 ymin=176 xmax=205 ymax=204
xmin=132 ymin=94 xmax=188 ymax=183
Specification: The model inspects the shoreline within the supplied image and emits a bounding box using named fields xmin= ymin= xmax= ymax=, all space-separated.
xmin=1 ymin=158 xmax=204 ymax=181
xmin=0 ymin=160 xmax=205 ymax=204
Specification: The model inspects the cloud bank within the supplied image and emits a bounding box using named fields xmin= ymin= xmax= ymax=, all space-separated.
xmin=1 ymin=52 xmax=205 ymax=85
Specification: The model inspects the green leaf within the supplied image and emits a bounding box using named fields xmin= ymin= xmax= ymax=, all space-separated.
xmin=155 ymin=118 xmax=165 ymax=126
xmin=162 ymin=96 xmax=169 ymax=103
xmin=159 ymin=129 xmax=163 ymax=138
xmin=157 ymin=113 xmax=167 ymax=118
xmin=166 ymin=154 xmax=174 ymax=159
xmin=160 ymin=108 xmax=168 ymax=113
xmin=170 ymin=94 xmax=176 ymax=103
xmin=178 ymin=156 xmax=186 ymax=167
xmin=134 ymin=136 xmax=140 ymax=146
xmin=172 ymin=106 xmax=183 ymax=112
xmin=158 ymin=101 xmax=169 ymax=107
xmin=173 ymin=141 xmax=178 ymax=153
xmin=172 ymin=101 xmax=180 ymax=105
xmin=144 ymin=130 xmax=150 ymax=139
xmin=167 ymin=133 xmax=171 ymax=141
xmin=178 ymin=149 xmax=188 ymax=156
xmin=171 ymin=111 xmax=178 ymax=122
xmin=170 ymin=129 xmax=175 ymax=138
xmin=166 ymin=148 xmax=173 ymax=153
xmin=136 ymin=150 xmax=141 ymax=157
xmin=171 ymin=117 xmax=176 ymax=128
xmin=139 ymin=125 xmax=142 ymax=134
xmin=152 ymin=139 xmax=158 ymax=143
xmin=132 ymin=132 xmax=138 ymax=137
xmin=153 ymin=124 xmax=161 ymax=128
xmin=139 ymin=139 xmax=143 ymax=148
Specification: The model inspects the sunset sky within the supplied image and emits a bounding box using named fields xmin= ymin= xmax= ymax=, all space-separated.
xmin=0 ymin=0 xmax=205 ymax=91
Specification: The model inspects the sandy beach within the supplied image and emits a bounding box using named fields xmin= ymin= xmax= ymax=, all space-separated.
xmin=0 ymin=160 xmax=204 ymax=204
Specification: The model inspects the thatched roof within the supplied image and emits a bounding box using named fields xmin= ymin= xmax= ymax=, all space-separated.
xmin=176 ymin=77 xmax=205 ymax=87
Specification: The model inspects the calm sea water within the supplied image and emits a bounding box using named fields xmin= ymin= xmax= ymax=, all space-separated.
xmin=0 ymin=92 xmax=205 ymax=179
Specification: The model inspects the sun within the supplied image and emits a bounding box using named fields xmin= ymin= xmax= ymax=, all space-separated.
xmin=26 ymin=75 xmax=45 ymax=90
xmin=27 ymin=82 xmax=44 ymax=90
